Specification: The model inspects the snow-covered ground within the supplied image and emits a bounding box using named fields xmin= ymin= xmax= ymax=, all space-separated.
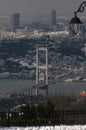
xmin=1 ymin=125 xmax=86 ymax=130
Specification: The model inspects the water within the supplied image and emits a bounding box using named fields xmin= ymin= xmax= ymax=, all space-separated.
xmin=0 ymin=78 xmax=35 ymax=95
xmin=1 ymin=125 xmax=86 ymax=130
xmin=49 ymin=81 xmax=86 ymax=96
xmin=0 ymin=78 xmax=86 ymax=96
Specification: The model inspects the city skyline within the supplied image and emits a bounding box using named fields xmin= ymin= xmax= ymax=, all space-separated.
xmin=0 ymin=0 xmax=85 ymax=18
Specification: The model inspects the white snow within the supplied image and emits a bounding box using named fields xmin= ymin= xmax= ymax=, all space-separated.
xmin=1 ymin=125 xmax=86 ymax=130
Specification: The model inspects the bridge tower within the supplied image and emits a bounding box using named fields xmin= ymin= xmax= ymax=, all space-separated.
xmin=36 ymin=46 xmax=48 ymax=96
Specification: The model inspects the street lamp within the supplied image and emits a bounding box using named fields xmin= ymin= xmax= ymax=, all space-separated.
xmin=69 ymin=1 xmax=86 ymax=35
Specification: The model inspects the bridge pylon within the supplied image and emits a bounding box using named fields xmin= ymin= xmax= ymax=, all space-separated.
xmin=36 ymin=46 xmax=48 ymax=96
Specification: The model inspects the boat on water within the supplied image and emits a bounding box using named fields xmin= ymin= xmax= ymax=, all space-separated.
xmin=79 ymin=91 xmax=86 ymax=97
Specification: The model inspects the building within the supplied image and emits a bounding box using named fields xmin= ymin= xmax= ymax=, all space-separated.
xmin=51 ymin=10 xmax=57 ymax=31
xmin=51 ymin=10 xmax=56 ymax=26
xmin=10 ymin=13 xmax=20 ymax=32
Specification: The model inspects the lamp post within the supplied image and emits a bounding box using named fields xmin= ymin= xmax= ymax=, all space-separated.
xmin=69 ymin=1 xmax=86 ymax=35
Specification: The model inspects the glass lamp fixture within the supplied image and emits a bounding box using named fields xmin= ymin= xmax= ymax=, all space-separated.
xmin=69 ymin=13 xmax=83 ymax=35
xmin=69 ymin=1 xmax=86 ymax=35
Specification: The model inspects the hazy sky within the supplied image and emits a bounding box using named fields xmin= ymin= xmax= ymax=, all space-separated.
xmin=0 ymin=0 xmax=85 ymax=17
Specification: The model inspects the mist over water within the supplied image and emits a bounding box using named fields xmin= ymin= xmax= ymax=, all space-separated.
xmin=1 ymin=125 xmax=86 ymax=130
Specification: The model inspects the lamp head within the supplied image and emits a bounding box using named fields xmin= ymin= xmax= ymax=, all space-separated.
xmin=69 ymin=13 xmax=83 ymax=35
